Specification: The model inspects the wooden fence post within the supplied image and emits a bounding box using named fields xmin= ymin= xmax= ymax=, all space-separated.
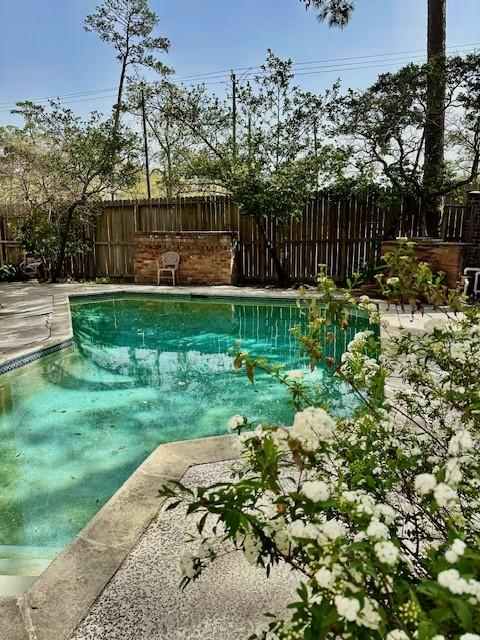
xmin=338 ymin=199 xmax=348 ymax=283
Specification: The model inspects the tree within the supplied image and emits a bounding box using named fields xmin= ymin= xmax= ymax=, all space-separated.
xmin=300 ymin=0 xmax=354 ymax=26
xmin=328 ymin=55 xmax=480 ymax=236
xmin=0 ymin=102 xmax=139 ymax=281
xmin=423 ymin=0 xmax=447 ymax=235
xmin=124 ymin=80 xmax=194 ymax=198
xmin=301 ymin=0 xmax=450 ymax=236
xmin=159 ymin=53 xmax=347 ymax=283
xmin=85 ymin=0 xmax=170 ymax=131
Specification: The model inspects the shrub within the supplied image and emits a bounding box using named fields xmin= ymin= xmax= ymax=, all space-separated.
xmin=0 ymin=262 xmax=26 ymax=282
xmin=162 ymin=241 xmax=480 ymax=640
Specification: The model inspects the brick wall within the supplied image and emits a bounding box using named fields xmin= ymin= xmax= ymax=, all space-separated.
xmin=382 ymin=239 xmax=469 ymax=288
xmin=134 ymin=231 xmax=238 ymax=285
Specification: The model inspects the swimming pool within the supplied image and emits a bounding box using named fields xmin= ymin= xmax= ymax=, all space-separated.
xmin=0 ymin=294 xmax=371 ymax=592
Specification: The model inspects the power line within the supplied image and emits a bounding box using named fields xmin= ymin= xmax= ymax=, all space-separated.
xmin=171 ymin=41 xmax=480 ymax=81
xmin=0 ymin=87 xmax=117 ymax=108
xmin=180 ymin=47 xmax=479 ymax=84
xmin=0 ymin=42 xmax=478 ymax=114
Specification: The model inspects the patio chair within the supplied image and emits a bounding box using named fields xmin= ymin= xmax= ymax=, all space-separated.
xmin=20 ymin=257 xmax=42 ymax=279
xmin=156 ymin=251 xmax=180 ymax=286
xmin=462 ymin=267 xmax=480 ymax=297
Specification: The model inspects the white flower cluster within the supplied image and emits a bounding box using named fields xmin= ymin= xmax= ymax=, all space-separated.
xmin=290 ymin=407 xmax=335 ymax=449
xmin=374 ymin=540 xmax=400 ymax=565
xmin=286 ymin=518 xmax=346 ymax=546
xmin=449 ymin=430 xmax=474 ymax=455
xmin=344 ymin=330 xmax=374 ymax=352
xmin=228 ymin=414 xmax=246 ymax=432
xmin=386 ymin=631 xmax=409 ymax=640
xmin=414 ymin=472 xmax=459 ymax=506
xmin=445 ymin=538 xmax=466 ymax=564
xmin=301 ymin=480 xmax=330 ymax=502
xmin=438 ymin=568 xmax=480 ymax=603
xmin=358 ymin=295 xmax=381 ymax=325
xmin=340 ymin=329 xmax=382 ymax=387
xmin=333 ymin=594 xmax=381 ymax=630
xmin=341 ymin=489 xmax=395 ymax=524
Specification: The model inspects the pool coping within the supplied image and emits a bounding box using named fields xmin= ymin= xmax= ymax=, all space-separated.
xmin=1 ymin=433 xmax=239 ymax=640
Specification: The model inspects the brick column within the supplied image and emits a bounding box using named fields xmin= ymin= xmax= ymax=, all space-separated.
xmin=381 ymin=239 xmax=468 ymax=289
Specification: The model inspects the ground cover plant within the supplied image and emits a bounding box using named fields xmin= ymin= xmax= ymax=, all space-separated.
xmin=162 ymin=241 xmax=480 ymax=640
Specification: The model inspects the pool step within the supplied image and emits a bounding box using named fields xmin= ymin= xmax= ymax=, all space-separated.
xmin=0 ymin=575 xmax=37 ymax=597
xmin=0 ymin=544 xmax=62 ymax=560
xmin=0 ymin=545 xmax=62 ymax=576
xmin=0 ymin=556 xmax=54 ymax=576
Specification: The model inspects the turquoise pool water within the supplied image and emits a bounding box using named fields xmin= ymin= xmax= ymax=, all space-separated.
xmin=0 ymin=294 xmax=371 ymax=582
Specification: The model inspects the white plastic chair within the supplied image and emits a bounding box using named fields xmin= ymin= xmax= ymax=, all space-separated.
xmin=462 ymin=267 xmax=480 ymax=297
xmin=156 ymin=251 xmax=180 ymax=286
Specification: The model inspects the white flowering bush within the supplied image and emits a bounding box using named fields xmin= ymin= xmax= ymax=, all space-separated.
xmin=161 ymin=242 xmax=480 ymax=640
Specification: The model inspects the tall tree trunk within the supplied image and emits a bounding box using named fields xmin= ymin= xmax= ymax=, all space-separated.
xmin=51 ymin=203 xmax=78 ymax=283
xmin=253 ymin=213 xmax=288 ymax=285
xmin=423 ymin=0 xmax=446 ymax=237
xmin=165 ymin=123 xmax=174 ymax=198
xmin=113 ymin=56 xmax=128 ymax=132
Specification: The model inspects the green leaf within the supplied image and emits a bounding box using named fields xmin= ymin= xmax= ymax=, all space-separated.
xmin=416 ymin=621 xmax=438 ymax=640
xmin=197 ymin=512 xmax=208 ymax=535
xmin=451 ymin=598 xmax=473 ymax=629
xmin=165 ymin=499 xmax=182 ymax=512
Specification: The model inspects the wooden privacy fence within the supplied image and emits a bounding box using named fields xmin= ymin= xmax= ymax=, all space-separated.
xmin=0 ymin=195 xmax=475 ymax=283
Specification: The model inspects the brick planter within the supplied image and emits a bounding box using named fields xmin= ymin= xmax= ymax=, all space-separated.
xmin=134 ymin=231 xmax=238 ymax=285
xmin=381 ymin=239 xmax=470 ymax=289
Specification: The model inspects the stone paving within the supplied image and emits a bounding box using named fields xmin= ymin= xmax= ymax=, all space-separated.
xmin=71 ymin=461 xmax=299 ymax=640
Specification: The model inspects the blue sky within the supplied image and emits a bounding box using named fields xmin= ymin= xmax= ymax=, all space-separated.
xmin=1 ymin=0 xmax=479 ymax=125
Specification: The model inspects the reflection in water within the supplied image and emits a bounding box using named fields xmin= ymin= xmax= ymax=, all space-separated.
xmin=0 ymin=295 xmax=373 ymax=572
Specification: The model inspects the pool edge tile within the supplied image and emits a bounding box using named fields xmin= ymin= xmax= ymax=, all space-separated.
xmin=0 ymin=339 xmax=73 ymax=375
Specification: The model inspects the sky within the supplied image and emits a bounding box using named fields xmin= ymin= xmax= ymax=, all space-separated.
xmin=0 ymin=0 xmax=479 ymax=125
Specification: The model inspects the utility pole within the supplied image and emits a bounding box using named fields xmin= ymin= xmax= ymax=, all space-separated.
xmin=140 ymin=86 xmax=152 ymax=200
xmin=313 ymin=117 xmax=320 ymax=189
xmin=231 ymin=71 xmax=237 ymax=162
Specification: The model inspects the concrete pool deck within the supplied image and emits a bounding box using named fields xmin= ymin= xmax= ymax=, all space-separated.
xmin=70 ymin=460 xmax=299 ymax=640
xmin=0 ymin=281 xmax=448 ymax=639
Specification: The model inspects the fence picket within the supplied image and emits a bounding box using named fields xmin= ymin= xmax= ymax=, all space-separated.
xmin=0 ymin=195 xmax=474 ymax=283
